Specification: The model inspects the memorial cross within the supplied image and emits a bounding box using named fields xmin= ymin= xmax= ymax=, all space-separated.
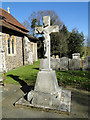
xmin=35 ymin=16 xmax=59 ymax=69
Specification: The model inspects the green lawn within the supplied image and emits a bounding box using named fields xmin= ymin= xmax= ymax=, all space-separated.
xmin=6 ymin=60 xmax=40 ymax=85
xmin=0 ymin=73 xmax=3 ymax=78
xmin=5 ymin=60 xmax=90 ymax=91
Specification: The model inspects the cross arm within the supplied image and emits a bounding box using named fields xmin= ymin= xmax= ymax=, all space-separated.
xmin=49 ymin=25 xmax=59 ymax=34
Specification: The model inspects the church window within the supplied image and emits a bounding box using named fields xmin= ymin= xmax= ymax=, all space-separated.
xmin=8 ymin=38 xmax=10 ymax=54
xmin=6 ymin=34 xmax=16 ymax=55
xmin=12 ymin=39 xmax=14 ymax=54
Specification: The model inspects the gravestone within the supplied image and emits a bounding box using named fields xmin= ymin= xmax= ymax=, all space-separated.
xmin=69 ymin=59 xmax=80 ymax=70
xmin=51 ymin=57 xmax=60 ymax=70
xmin=60 ymin=57 xmax=70 ymax=71
xmin=72 ymin=53 xmax=80 ymax=59
xmin=56 ymin=55 xmax=59 ymax=58
xmin=69 ymin=53 xmax=81 ymax=70
xmin=27 ymin=16 xmax=71 ymax=112
xmin=82 ymin=56 xmax=90 ymax=71
xmin=52 ymin=55 xmax=55 ymax=58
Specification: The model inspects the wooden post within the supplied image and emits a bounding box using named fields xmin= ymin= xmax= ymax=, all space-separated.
xmin=3 ymin=71 xmax=5 ymax=86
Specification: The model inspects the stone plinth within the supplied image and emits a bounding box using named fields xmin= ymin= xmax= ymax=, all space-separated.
xmin=27 ymin=69 xmax=71 ymax=112
xmin=40 ymin=59 xmax=49 ymax=70
xmin=27 ymin=89 xmax=71 ymax=112
xmin=34 ymin=70 xmax=60 ymax=93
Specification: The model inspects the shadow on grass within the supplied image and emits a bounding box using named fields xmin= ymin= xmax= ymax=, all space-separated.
xmin=32 ymin=68 xmax=39 ymax=70
xmin=7 ymin=74 xmax=34 ymax=94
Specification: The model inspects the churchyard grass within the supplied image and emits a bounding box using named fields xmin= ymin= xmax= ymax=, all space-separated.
xmin=0 ymin=73 xmax=2 ymax=77
xmin=5 ymin=60 xmax=40 ymax=85
xmin=56 ymin=70 xmax=90 ymax=91
xmin=5 ymin=60 xmax=90 ymax=91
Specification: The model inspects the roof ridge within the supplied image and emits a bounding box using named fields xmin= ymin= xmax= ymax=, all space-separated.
xmin=0 ymin=7 xmax=9 ymax=14
xmin=0 ymin=7 xmax=29 ymax=32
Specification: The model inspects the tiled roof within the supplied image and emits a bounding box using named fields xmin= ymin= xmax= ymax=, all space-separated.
xmin=27 ymin=34 xmax=38 ymax=42
xmin=0 ymin=7 xmax=29 ymax=35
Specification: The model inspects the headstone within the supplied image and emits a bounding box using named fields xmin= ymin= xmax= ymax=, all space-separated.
xmin=60 ymin=57 xmax=70 ymax=71
xmin=27 ymin=16 xmax=71 ymax=112
xmin=52 ymin=55 xmax=55 ymax=58
xmin=82 ymin=56 xmax=90 ymax=71
xmin=69 ymin=59 xmax=80 ymax=70
xmin=72 ymin=53 xmax=80 ymax=59
xmin=56 ymin=55 xmax=59 ymax=58
xmin=51 ymin=57 xmax=60 ymax=70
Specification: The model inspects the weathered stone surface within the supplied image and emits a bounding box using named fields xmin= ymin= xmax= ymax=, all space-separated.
xmin=72 ymin=53 xmax=80 ymax=59
xmin=40 ymin=58 xmax=49 ymax=70
xmin=27 ymin=89 xmax=71 ymax=112
xmin=1 ymin=32 xmax=37 ymax=71
xmin=24 ymin=36 xmax=33 ymax=65
xmin=27 ymin=69 xmax=71 ymax=112
xmin=35 ymin=16 xmax=59 ymax=69
xmin=60 ymin=57 xmax=69 ymax=71
xmin=27 ymin=16 xmax=71 ymax=112
xmin=82 ymin=56 xmax=90 ymax=71
xmin=2 ymin=33 xmax=23 ymax=71
xmin=51 ymin=58 xmax=60 ymax=70
xmin=56 ymin=55 xmax=59 ymax=58
xmin=34 ymin=70 xmax=60 ymax=93
xmin=69 ymin=59 xmax=80 ymax=70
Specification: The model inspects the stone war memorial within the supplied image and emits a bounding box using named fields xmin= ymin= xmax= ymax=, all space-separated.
xmin=15 ymin=16 xmax=71 ymax=112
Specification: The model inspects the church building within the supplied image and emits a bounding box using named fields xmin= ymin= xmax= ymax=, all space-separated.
xmin=0 ymin=7 xmax=38 ymax=72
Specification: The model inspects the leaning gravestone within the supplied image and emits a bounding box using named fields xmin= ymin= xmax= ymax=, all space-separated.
xmin=27 ymin=16 xmax=71 ymax=112
xmin=82 ymin=56 xmax=90 ymax=71
xmin=60 ymin=57 xmax=70 ymax=71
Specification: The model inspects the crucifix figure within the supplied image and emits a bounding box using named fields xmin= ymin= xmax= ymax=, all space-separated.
xmin=35 ymin=16 xmax=59 ymax=69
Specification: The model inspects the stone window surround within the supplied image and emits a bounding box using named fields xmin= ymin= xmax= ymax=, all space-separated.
xmin=6 ymin=34 xmax=16 ymax=56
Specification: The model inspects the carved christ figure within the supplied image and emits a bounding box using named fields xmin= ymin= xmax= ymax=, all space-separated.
xmin=35 ymin=16 xmax=59 ymax=69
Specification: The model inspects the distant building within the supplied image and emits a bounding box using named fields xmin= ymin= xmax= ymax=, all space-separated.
xmin=0 ymin=7 xmax=38 ymax=72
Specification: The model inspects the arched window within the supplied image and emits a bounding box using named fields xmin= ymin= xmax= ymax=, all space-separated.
xmin=8 ymin=38 xmax=10 ymax=54
xmin=6 ymin=35 xmax=16 ymax=55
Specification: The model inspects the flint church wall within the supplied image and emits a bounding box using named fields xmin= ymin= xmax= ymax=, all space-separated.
xmin=1 ymin=33 xmax=23 ymax=71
